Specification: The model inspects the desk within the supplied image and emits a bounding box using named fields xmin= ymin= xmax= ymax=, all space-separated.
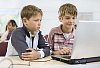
xmin=0 ymin=56 xmax=100 ymax=68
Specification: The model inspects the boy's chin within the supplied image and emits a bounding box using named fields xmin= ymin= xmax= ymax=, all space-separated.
xmin=66 ymin=26 xmax=72 ymax=28
xmin=35 ymin=29 xmax=39 ymax=32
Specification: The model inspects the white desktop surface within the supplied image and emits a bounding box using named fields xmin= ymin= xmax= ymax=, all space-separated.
xmin=0 ymin=56 xmax=100 ymax=68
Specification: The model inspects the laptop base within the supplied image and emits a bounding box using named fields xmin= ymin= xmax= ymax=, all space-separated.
xmin=51 ymin=56 xmax=100 ymax=64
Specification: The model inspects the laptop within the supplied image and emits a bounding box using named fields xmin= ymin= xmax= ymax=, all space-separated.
xmin=51 ymin=21 xmax=100 ymax=64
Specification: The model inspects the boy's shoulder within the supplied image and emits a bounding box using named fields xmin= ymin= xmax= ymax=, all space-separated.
xmin=12 ymin=27 xmax=26 ymax=35
xmin=50 ymin=25 xmax=62 ymax=34
xmin=14 ymin=27 xmax=23 ymax=32
xmin=51 ymin=26 xmax=59 ymax=30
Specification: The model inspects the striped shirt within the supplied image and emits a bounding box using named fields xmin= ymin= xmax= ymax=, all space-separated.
xmin=48 ymin=25 xmax=75 ymax=51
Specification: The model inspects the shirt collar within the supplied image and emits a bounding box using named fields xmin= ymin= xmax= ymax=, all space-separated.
xmin=29 ymin=31 xmax=39 ymax=38
xmin=56 ymin=24 xmax=75 ymax=34
xmin=22 ymin=25 xmax=40 ymax=38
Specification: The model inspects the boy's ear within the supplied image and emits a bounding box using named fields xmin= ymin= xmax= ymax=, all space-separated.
xmin=22 ymin=17 xmax=28 ymax=26
xmin=58 ymin=16 xmax=62 ymax=22
xmin=22 ymin=18 xmax=27 ymax=23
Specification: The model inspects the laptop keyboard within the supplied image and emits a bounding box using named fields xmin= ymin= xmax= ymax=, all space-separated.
xmin=62 ymin=55 xmax=71 ymax=59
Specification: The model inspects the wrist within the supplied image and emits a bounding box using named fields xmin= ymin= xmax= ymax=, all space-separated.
xmin=52 ymin=51 xmax=60 ymax=55
xmin=37 ymin=52 xmax=41 ymax=59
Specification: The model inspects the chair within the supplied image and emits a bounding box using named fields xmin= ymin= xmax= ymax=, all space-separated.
xmin=0 ymin=42 xmax=8 ymax=56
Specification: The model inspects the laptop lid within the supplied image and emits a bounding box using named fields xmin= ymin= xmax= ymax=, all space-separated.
xmin=71 ymin=21 xmax=100 ymax=59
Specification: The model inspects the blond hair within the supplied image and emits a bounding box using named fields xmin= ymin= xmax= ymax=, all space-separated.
xmin=21 ymin=5 xmax=43 ymax=20
xmin=58 ymin=3 xmax=77 ymax=17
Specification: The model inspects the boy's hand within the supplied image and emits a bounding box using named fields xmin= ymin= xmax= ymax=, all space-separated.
xmin=53 ymin=47 xmax=72 ymax=55
xmin=21 ymin=48 xmax=41 ymax=61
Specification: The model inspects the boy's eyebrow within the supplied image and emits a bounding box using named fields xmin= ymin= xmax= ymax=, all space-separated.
xmin=33 ymin=19 xmax=42 ymax=21
xmin=64 ymin=15 xmax=75 ymax=18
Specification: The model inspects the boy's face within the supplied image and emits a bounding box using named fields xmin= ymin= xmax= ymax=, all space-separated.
xmin=59 ymin=14 xmax=76 ymax=29
xmin=23 ymin=13 xmax=42 ymax=33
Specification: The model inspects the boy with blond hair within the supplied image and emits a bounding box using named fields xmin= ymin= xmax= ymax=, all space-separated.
xmin=48 ymin=3 xmax=77 ymax=55
xmin=6 ymin=5 xmax=50 ymax=61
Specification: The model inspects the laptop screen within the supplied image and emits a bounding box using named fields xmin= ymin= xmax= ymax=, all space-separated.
xmin=71 ymin=21 xmax=100 ymax=59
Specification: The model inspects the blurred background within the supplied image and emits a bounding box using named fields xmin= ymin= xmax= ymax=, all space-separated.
xmin=0 ymin=0 xmax=100 ymax=35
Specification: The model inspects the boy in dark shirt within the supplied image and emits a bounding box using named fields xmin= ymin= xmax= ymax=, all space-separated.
xmin=6 ymin=5 xmax=50 ymax=61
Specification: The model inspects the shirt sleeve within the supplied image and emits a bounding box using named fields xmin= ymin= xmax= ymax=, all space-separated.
xmin=38 ymin=50 xmax=45 ymax=58
xmin=11 ymin=29 xmax=28 ymax=57
xmin=48 ymin=29 xmax=54 ymax=50
xmin=38 ymin=31 xmax=50 ymax=57
xmin=0 ymin=31 xmax=8 ymax=42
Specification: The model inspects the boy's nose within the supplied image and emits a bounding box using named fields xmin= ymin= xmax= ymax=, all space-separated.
xmin=38 ymin=22 xmax=41 ymax=26
xmin=69 ymin=19 xmax=74 ymax=23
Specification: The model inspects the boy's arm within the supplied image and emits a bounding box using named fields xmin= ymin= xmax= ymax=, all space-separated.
xmin=38 ymin=31 xmax=50 ymax=58
xmin=48 ymin=29 xmax=55 ymax=51
xmin=11 ymin=29 xmax=28 ymax=58
xmin=0 ymin=31 xmax=8 ymax=42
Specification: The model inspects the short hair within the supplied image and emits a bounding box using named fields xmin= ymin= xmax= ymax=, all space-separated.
xmin=21 ymin=5 xmax=43 ymax=20
xmin=58 ymin=3 xmax=77 ymax=17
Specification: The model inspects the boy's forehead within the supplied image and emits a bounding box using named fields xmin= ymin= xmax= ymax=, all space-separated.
xmin=28 ymin=14 xmax=42 ymax=19
xmin=33 ymin=13 xmax=42 ymax=17
xmin=32 ymin=12 xmax=42 ymax=17
xmin=63 ymin=14 xmax=75 ymax=17
xmin=24 ymin=13 xmax=42 ymax=20
xmin=59 ymin=12 xmax=76 ymax=17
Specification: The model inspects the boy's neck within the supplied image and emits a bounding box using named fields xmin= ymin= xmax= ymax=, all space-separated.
xmin=31 ymin=32 xmax=34 ymax=35
xmin=61 ymin=26 xmax=73 ymax=33
xmin=31 ymin=31 xmax=38 ymax=36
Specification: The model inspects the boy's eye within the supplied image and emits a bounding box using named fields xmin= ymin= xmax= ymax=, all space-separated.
xmin=73 ymin=17 xmax=75 ymax=19
xmin=34 ymin=19 xmax=41 ymax=22
xmin=64 ymin=15 xmax=76 ymax=20
xmin=34 ymin=20 xmax=39 ymax=21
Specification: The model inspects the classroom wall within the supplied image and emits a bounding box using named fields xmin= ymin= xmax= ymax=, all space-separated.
xmin=0 ymin=0 xmax=100 ymax=35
